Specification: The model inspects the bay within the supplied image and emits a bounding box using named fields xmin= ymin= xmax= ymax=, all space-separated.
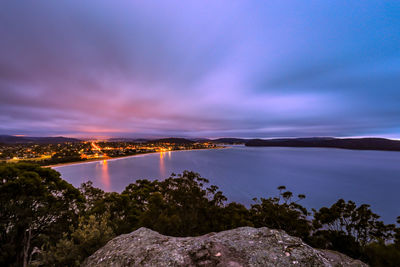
xmin=54 ymin=146 xmax=400 ymax=223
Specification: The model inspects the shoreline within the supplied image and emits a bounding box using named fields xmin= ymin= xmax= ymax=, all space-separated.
xmin=46 ymin=147 xmax=228 ymax=168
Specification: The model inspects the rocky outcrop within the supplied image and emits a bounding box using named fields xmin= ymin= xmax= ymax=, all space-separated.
xmin=83 ymin=227 xmax=367 ymax=267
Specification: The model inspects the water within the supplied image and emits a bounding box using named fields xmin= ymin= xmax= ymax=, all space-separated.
xmin=54 ymin=146 xmax=400 ymax=223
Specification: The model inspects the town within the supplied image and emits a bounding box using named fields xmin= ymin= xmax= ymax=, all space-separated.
xmin=0 ymin=139 xmax=220 ymax=166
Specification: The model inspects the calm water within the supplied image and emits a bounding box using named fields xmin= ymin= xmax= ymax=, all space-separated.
xmin=54 ymin=146 xmax=400 ymax=223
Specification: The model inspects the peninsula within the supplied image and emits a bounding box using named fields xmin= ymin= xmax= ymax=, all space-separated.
xmin=245 ymin=137 xmax=400 ymax=152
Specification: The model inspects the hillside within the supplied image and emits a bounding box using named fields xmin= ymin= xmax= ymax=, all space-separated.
xmin=211 ymin=138 xmax=247 ymax=144
xmin=246 ymin=137 xmax=400 ymax=152
xmin=0 ymin=135 xmax=80 ymax=144
xmin=150 ymin=138 xmax=195 ymax=144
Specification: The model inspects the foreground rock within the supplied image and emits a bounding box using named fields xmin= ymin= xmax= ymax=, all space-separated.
xmin=83 ymin=227 xmax=367 ymax=267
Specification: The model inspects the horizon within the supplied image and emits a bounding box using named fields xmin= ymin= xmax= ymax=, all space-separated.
xmin=3 ymin=133 xmax=400 ymax=142
xmin=1 ymin=1 xmax=399 ymax=139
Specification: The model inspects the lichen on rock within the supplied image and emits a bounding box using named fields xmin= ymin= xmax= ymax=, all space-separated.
xmin=82 ymin=227 xmax=367 ymax=267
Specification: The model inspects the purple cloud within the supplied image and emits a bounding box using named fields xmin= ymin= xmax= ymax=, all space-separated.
xmin=0 ymin=1 xmax=399 ymax=138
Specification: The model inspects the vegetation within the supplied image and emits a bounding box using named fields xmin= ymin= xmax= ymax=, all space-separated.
xmin=245 ymin=137 xmax=400 ymax=152
xmin=1 ymin=163 xmax=399 ymax=266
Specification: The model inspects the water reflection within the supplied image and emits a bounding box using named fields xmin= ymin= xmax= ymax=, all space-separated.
xmin=159 ymin=152 xmax=166 ymax=177
xmin=55 ymin=147 xmax=400 ymax=223
xmin=101 ymin=160 xmax=110 ymax=191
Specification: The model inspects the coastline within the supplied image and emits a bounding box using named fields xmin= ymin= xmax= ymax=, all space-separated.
xmin=46 ymin=147 xmax=228 ymax=168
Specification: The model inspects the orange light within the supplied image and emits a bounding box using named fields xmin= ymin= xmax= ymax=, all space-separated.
xmin=101 ymin=160 xmax=110 ymax=191
xmin=159 ymin=152 xmax=165 ymax=177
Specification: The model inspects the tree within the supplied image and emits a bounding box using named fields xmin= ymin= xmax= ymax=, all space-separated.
xmin=40 ymin=214 xmax=114 ymax=266
xmin=395 ymin=216 xmax=400 ymax=247
xmin=0 ymin=163 xmax=82 ymax=267
xmin=80 ymin=182 xmax=135 ymax=235
xmin=311 ymin=199 xmax=396 ymax=258
xmin=250 ymin=187 xmax=311 ymax=239
xmin=2 ymin=163 xmax=399 ymax=266
xmin=217 ymin=202 xmax=253 ymax=231
xmin=139 ymin=171 xmax=227 ymax=236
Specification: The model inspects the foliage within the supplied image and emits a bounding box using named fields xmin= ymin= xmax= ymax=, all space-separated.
xmin=364 ymin=242 xmax=400 ymax=267
xmin=39 ymin=214 xmax=114 ymax=267
xmin=309 ymin=199 xmax=396 ymax=259
xmin=395 ymin=216 xmax=400 ymax=246
xmin=139 ymin=171 xmax=228 ymax=236
xmin=250 ymin=186 xmax=311 ymax=239
xmin=79 ymin=182 xmax=134 ymax=235
xmin=0 ymin=163 xmax=399 ymax=266
xmin=0 ymin=163 xmax=83 ymax=267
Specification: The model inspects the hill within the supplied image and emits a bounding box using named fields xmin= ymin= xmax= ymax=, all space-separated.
xmin=107 ymin=138 xmax=149 ymax=143
xmin=0 ymin=135 xmax=80 ymax=144
xmin=245 ymin=137 xmax=400 ymax=151
xmin=149 ymin=138 xmax=195 ymax=144
xmin=211 ymin=138 xmax=247 ymax=144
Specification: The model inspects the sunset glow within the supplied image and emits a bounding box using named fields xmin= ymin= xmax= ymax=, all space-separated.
xmin=0 ymin=1 xmax=399 ymax=138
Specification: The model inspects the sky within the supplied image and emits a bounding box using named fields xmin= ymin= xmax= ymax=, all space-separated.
xmin=0 ymin=1 xmax=399 ymax=139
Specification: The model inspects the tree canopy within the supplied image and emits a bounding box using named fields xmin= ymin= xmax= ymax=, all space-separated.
xmin=0 ymin=163 xmax=399 ymax=266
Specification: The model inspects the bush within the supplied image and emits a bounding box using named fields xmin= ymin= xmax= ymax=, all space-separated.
xmin=39 ymin=214 xmax=114 ymax=266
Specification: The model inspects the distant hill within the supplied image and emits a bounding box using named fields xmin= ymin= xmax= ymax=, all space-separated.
xmin=189 ymin=138 xmax=211 ymax=142
xmin=0 ymin=135 xmax=81 ymax=144
xmin=107 ymin=138 xmax=149 ymax=143
xmin=211 ymin=138 xmax=247 ymax=144
xmin=149 ymin=138 xmax=195 ymax=144
xmin=245 ymin=137 xmax=400 ymax=152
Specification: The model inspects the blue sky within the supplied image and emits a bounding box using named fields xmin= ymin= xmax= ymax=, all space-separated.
xmin=0 ymin=1 xmax=399 ymax=138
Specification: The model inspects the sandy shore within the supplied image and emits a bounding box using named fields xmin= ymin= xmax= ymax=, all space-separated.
xmin=45 ymin=147 xmax=227 ymax=168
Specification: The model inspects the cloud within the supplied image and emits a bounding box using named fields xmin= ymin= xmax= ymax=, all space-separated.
xmin=0 ymin=1 xmax=399 ymax=138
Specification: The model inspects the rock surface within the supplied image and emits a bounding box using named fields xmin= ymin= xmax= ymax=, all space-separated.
xmin=83 ymin=227 xmax=367 ymax=267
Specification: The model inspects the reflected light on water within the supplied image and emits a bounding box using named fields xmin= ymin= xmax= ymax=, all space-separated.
xmin=101 ymin=160 xmax=111 ymax=191
xmin=159 ymin=152 xmax=166 ymax=177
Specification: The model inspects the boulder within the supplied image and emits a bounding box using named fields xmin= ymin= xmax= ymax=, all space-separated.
xmin=83 ymin=227 xmax=367 ymax=267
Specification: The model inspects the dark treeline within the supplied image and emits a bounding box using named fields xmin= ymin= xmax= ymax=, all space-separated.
xmin=246 ymin=137 xmax=400 ymax=152
xmin=0 ymin=135 xmax=80 ymax=145
xmin=1 ymin=163 xmax=399 ymax=266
